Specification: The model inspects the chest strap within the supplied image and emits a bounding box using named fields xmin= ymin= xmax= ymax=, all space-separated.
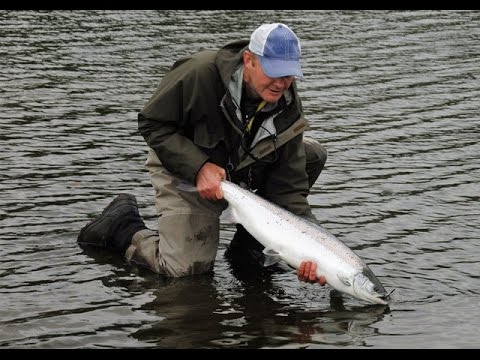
xmin=235 ymin=116 xmax=308 ymax=172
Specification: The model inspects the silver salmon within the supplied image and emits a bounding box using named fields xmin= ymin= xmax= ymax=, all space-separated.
xmin=221 ymin=180 xmax=390 ymax=305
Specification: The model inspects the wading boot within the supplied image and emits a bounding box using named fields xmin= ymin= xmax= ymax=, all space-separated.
xmin=77 ymin=194 xmax=147 ymax=254
xmin=224 ymin=224 xmax=266 ymax=267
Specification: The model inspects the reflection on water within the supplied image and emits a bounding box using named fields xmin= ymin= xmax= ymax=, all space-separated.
xmin=0 ymin=10 xmax=479 ymax=348
xmin=111 ymin=257 xmax=390 ymax=348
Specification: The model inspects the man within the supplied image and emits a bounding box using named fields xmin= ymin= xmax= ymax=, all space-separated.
xmin=77 ymin=23 xmax=327 ymax=286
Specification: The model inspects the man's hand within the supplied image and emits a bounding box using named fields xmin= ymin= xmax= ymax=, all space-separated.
xmin=297 ymin=261 xmax=327 ymax=286
xmin=196 ymin=162 xmax=226 ymax=201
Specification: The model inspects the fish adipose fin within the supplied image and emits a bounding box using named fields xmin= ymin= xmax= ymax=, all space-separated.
xmin=263 ymin=248 xmax=282 ymax=267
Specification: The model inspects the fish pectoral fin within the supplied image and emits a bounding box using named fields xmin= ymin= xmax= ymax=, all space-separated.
xmin=263 ymin=248 xmax=281 ymax=267
xmin=337 ymin=273 xmax=352 ymax=287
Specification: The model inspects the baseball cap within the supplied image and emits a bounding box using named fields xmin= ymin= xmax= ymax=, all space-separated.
xmin=248 ymin=23 xmax=303 ymax=79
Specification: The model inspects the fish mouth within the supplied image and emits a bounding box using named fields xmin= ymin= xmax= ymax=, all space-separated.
xmin=379 ymin=288 xmax=395 ymax=304
xmin=360 ymin=267 xmax=390 ymax=304
xmin=375 ymin=293 xmax=390 ymax=305
xmin=364 ymin=289 xmax=390 ymax=305
xmin=370 ymin=288 xmax=391 ymax=305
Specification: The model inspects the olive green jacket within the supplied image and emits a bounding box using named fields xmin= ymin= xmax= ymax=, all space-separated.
xmin=138 ymin=40 xmax=315 ymax=220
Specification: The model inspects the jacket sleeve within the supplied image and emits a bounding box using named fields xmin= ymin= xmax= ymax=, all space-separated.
xmin=260 ymin=133 xmax=319 ymax=224
xmin=137 ymin=54 xmax=221 ymax=184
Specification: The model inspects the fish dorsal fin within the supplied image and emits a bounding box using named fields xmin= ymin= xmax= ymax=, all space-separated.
xmin=263 ymin=248 xmax=281 ymax=267
xmin=337 ymin=273 xmax=352 ymax=287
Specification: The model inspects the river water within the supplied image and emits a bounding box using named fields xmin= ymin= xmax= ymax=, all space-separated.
xmin=0 ymin=10 xmax=479 ymax=349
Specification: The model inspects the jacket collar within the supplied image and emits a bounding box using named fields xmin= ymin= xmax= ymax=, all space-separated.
xmin=215 ymin=40 xmax=248 ymax=89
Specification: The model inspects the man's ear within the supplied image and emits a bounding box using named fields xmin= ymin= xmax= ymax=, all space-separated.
xmin=242 ymin=50 xmax=250 ymax=65
xmin=243 ymin=50 xmax=258 ymax=71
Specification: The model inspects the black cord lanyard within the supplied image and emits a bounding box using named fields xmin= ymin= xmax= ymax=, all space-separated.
xmin=245 ymin=100 xmax=267 ymax=134
xmin=240 ymin=99 xmax=279 ymax=165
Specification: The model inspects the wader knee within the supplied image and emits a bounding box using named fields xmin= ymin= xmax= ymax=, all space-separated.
xmin=128 ymin=213 xmax=220 ymax=277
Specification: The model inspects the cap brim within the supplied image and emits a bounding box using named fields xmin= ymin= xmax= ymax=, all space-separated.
xmin=259 ymin=56 xmax=303 ymax=79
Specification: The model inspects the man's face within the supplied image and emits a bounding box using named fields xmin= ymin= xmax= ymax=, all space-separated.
xmin=243 ymin=51 xmax=294 ymax=103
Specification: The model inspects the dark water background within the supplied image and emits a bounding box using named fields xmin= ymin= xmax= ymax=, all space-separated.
xmin=0 ymin=10 xmax=479 ymax=348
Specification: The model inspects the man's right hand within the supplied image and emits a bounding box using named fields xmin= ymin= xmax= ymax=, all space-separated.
xmin=195 ymin=162 xmax=226 ymax=201
xmin=297 ymin=261 xmax=327 ymax=286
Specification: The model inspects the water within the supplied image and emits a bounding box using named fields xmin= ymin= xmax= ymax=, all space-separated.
xmin=0 ymin=10 xmax=479 ymax=348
